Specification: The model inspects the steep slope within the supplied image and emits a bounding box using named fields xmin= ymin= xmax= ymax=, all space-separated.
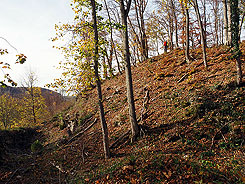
xmin=1 ymin=44 xmax=244 ymax=184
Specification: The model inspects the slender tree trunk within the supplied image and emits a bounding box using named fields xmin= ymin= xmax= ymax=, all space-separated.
xmin=190 ymin=22 xmax=194 ymax=49
xmin=30 ymin=87 xmax=37 ymax=125
xmin=174 ymin=16 xmax=178 ymax=48
xmin=235 ymin=57 xmax=242 ymax=85
xmin=230 ymin=0 xmax=242 ymax=85
xmin=103 ymin=0 xmax=122 ymax=74
xmin=120 ymin=0 xmax=139 ymax=141
xmin=106 ymin=50 xmax=114 ymax=77
xmin=193 ymin=0 xmax=207 ymax=68
xmin=203 ymin=0 xmax=207 ymax=43
xmin=213 ymin=0 xmax=219 ymax=46
xmin=181 ymin=4 xmax=185 ymax=48
xmin=104 ymin=0 xmax=115 ymax=77
xmin=185 ymin=7 xmax=190 ymax=64
xmin=223 ymin=0 xmax=229 ymax=45
xmin=156 ymin=36 xmax=160 ymax=55
xmin=128 ymin=17 xmax=142 ymax=62
xmin=141 ymin=17 xmax=148 ymax=60
xmin=134 ymin=0 xmax=148 ymax=61
xmin=170 ymin=0 xmax=178 ymax=48
xmin=114 ymin=47 xmax=122 ymax=74
xmin=239 ymin=12 xmax=245 ymax=40
xmin=102 ymin=55 xmax=108 ymax=79
xmin=227 ymin=0 xmax=232 ymax=45
xmin=91 ymin=0 xmax=110 ymax=159
xmin=221 ymin=19 xmax=224 ymax=44
xmin=169 ymin=19 xmax=174 ymax=50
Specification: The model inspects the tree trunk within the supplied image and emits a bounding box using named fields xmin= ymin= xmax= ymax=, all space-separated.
xmin=227 ymin=0 xmax=232 ymax=45
xmin=230 ymin=0 xmax=242 ymax=85
xmin=120 ymin=0 xmax=139 ymax=141
xmin=102 ymin=56 xmax=108 ymax=79
xmin=134 ymin=0 xmax=148 ymax=61
xmin=91 ymin=0 xmax=110 ymax=159
xmin=213 ymin=0 xmax=219 ymax=45
xmin=114 ymin=47 xmax=122 ymax=74
xmin=104 ymin=0 xmax=116 ymax=77
xmin=185 ymin=7 xmax=190 ymax=64
xmin=239 ymin=12 xmax=245 ymax=41
xmin=169 ymin=19 xmax=174 ymax=50
xmin=173 ymin=4 xmax=179 ymax=48
xmin=30 ymin=87 xmax=37 ymax=125
xmin=235 ymin=57 xmax=242 ymax=85
xmin=203 ymin=0 xmax=207 ymax=44
xmin=193 ymin=0 xmax=207 ymax=68
xmin=128 ymin=17 xmax=142 ymax=62
xmin=141 ymin=18 xmax=148 ymax=60
xmin=223 ymin=0 xmax=229 ymax=45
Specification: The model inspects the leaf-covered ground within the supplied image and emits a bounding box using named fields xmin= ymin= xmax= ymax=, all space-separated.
xmin=0 ymin=43 xmax=244 ymax=184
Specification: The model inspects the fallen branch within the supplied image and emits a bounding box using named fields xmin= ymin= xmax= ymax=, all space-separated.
xmin=109 ymin=130 xmax=130 ymax=149
xmin=51 ymin=162 xmax=66 ymax=174
xmin=67 ymin=118 xmax=97 ymax=144
xmin=80 ymin=116 xmax=94 ymax=128
xmin=60 ymin=118 xmax=98 ymax=149
xmin=177 ymin=73 xmax=188 ymax=83
xmin=210 ymin=122 xmax=229 ymax=150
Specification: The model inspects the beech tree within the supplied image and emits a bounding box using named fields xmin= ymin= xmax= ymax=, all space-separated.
xmin=146 ymin=13 xmax=164 ymax=56
xmin=223 ymin=0 xmax=229 ymax=45
xmin=51 ymin=0 xmax=111 ymax=158
xmin=209 ymin=0 xmax=221 ymax=46
xmin=192 ymin=0 xmax=208 ymax=67
xmin=90 ymin=0 xmax=110 ymax=158
xmin=120 ymin=0 xmax=140 ymax=141
xmin=230 ymin=0 xmax=242 ymax=85
xmin=171 ymin=0 xmax=179 ymax=48
xmin=21 ymin=71 xmax=49 ymax=127
xmin=129 ymin=0 xmax=149 ymax=61
xmin=179 ymin=0 xmax=190 ymax=64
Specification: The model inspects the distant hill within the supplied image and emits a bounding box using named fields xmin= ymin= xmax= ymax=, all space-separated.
xmin=0 ymin=86 xmax=73 ymax=100
xmin=0 ymin=86 xmax=60 ymax=98
xmin=0 ymin=86 xmax=24 ymax=97
xmin=0 ymin=86 xmax=71 ymax=117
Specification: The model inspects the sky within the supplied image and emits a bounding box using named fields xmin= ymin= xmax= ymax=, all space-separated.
xmin=0 ymin=0 xmax=74 ymax=87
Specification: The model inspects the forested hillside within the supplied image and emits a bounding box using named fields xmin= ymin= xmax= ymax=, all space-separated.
xmin=0 ymin=44 xmax=244 ymax=183
xmin=0 ymin=0 xmax=244 ymax=183
xmin=0 ymin=86 xmax=70 ymax=129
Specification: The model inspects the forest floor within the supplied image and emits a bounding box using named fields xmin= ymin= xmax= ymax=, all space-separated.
xmin=0 ymin=43 xmax=244 ymax=184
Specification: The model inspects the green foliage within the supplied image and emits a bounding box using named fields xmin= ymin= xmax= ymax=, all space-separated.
xmin=47 ymin=0 xmax=127 ymax=95
xmin=48 ymin=0 xmax=117 ymax=95
xmin=59 ymin=120 xmax=65 ymax=130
